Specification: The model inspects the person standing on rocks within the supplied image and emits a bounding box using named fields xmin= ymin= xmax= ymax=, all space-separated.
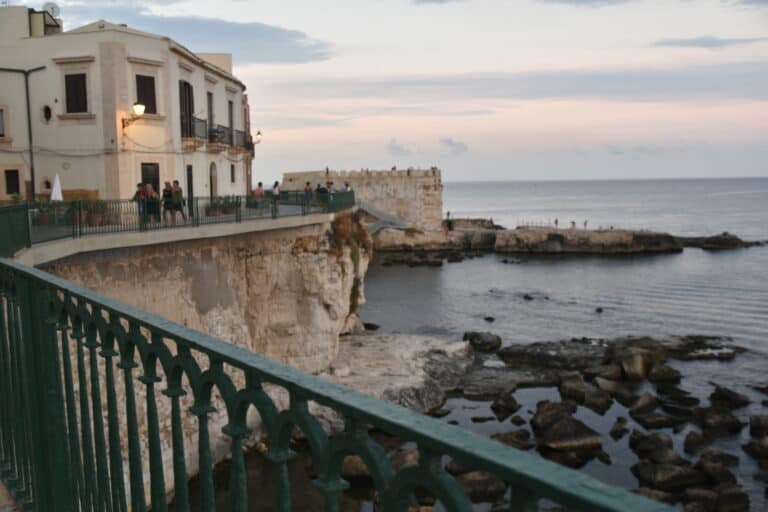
xmin=554 ymin=218 xmax=559 ymax=229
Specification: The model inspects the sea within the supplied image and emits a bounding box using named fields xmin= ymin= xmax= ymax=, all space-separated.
xmin=361 ymin=178 xmax=768 ymax=510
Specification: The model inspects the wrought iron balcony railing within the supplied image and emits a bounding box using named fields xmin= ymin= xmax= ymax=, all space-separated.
xmin=192 ymin=117 xmax=208 ymax=140
xmin=0 ymin=191 xmax=357 ymax=258
xmin=0 ymin=256 xmax=672 ymax=512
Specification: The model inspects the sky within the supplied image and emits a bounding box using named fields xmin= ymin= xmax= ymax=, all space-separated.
xmin=29 ymin=0 xmax=768 ymax=181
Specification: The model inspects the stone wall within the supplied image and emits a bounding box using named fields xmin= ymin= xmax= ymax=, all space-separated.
xmin=282 ymin=169 xmax=444 ymax=230
xmin=42 ymin=221 xmax=369 ymax=507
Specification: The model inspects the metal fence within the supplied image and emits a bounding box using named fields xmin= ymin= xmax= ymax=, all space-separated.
xmin=0 ymin=191 xmax=355 ymax=257
xmin=0 ymin=257 xmax=671 ymax=512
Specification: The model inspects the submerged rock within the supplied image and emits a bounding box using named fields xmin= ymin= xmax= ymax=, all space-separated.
xmin=630 ymin=392 xmax=659 ymax=415
xmin=490 ymin=392 xmax=521 ymax=421
xmin=537 ymin=416 xmax=602 ymax=452
xmin=750 ymin=415 xmax=768 ymax=438
xmin=492 ymin=429 xmax=533 ymax=451
xmin=684 ymin=430 xmax=712 ymax=455
xmin=709 ymin=385 xmax=750 ymax=409
xmin=610 ymin=417 xmax=629 ymax=440
xmin=530 ymin=401 xmax=578 ymax=432
xmin=456 ymin=472 xmax=507 ymax=503
xmin=462 ymin=331 xmax=502 ymax=352
xmin=629 ymin=430 xmax=673 ymax=458
xmin=631 ymin=461 xmax=708 ymax=491
xmin=648 ymin=363 xmax=682 ymax=383
xmin=498 ymin=337 xmax=610 ymax=371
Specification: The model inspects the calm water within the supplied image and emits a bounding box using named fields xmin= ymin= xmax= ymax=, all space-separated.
xmin=361 ymin=178 xmax=768 ymax=510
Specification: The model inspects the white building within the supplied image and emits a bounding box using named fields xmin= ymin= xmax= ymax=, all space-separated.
xmin=0 ymin=5 xmax=255 ymax=203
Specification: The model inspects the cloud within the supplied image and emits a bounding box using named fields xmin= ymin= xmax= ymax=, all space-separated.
xmin=536 ymin=0 xmax=633 ymax=6
xmin=386 ymin=139 xmax=413 ymax=156
xmin=272 ymin=62 xmax=768 ymax=101
xmin=654 ymin=35 xmax=768 ymax=48
xmin=62 ymin=2 xmax=330 ymax=64
xmin=440 ymin=137 xmax=469 ymax=155
xmin=413 ymin=0 xmax=464 ymax=3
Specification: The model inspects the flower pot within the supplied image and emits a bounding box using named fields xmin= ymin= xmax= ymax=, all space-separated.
xmin=222 ymin=207 xmax=236 ymax=215
xmin=89 ymin=213 xmax=104 ymax=226
xmin=206 ymin=208 xmax=222 ymax=217
xmin=38 ymin=211 xmax=50 ymax=225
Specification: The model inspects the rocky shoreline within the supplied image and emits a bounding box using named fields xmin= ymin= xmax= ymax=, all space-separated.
xmin=371 ymin=220 xmax=765 ymax=265
xmin=305 ymin=330 xmax=766 ymax=510
xmin=449 ymin=333 xmax=766 ymax=511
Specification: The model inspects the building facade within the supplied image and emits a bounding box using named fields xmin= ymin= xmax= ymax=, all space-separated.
xmin=0 ymin=6 xmax=254 ymax=202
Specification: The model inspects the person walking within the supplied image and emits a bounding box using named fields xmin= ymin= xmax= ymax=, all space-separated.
xmin=271 ymin=180 xmax=280 ymax=216
xmin=162 ymin=182 xmax=174 ymax=225
xmin=144 ymin=183 xmax=160 ymax=225
xmin=132 ymin=182 xmax=146 ymax=224
xmin=303 ymin=181 xmax=313 ymax=212
xmin=172 ymin=180 xmax=187 ymax=223
xmin=254 ymin=181 xmax=265 ymax=215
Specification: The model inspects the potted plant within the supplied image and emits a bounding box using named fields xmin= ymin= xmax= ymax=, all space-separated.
xmin=205 ymin=197 xmax=223 ymax=217
xmin=88 ymin=200 xmax=108 ymax=226
xmin=36 ymin=201 xmax=53 ymax=225
xmin=221 ymin=195 xmax=238 ymax=215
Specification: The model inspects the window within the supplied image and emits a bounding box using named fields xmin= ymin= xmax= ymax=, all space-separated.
xmin=5 ymin=170 xmax=20 ymax=196
xmin=136 ymin=75 xmax=157 ymax=114
xmin=230 ymin=164 xmax=235 ymax=184
xmin=207 ymin=92 xmax=214 ymax=125
xmin=140 ymin=163 xmax=160 ymax=195
xmin=227 ymin=100 xmax=234 ymax=145
xmin=0 ymin=109 xmax=5 ymax=137
xmin=65 ymin=73 xmax=88 ymax=113
xmin=179 ymin=80 xmax=194 ymax=137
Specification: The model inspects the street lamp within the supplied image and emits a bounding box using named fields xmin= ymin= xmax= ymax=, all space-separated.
xmin=122 ymin=102 xmax=146 ymax=130
xmin=254 ymin=130 xmax=262 ymax=144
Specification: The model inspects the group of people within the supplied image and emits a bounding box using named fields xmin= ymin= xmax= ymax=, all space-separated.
xmin=132 ymin=181 xmax=187 ymax=225
xmin=553 ymin=218 xmax=590 ymax=230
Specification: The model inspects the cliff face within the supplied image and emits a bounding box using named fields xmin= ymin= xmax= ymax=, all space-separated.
xmin=44 ymin=221 xmax=368 ymax=374
xmin=41 ymin=218 xmax=370 ymax=506
xmin=494 ymin=228 xmax=683 ymax=254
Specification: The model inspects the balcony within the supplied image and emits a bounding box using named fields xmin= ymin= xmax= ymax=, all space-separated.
xmin=207 ymin=124 xmax=231 ymax=153
xmin=181 ymin=116 xmax=207 ymax=150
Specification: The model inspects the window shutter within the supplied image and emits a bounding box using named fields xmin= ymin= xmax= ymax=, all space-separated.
xmin=136 ymin=75 xmax=157 ymax=114
xmin=0 ymin=110 xmax=5 ymax=137
xmin=65 ymin=74 xmax=88 ymax=113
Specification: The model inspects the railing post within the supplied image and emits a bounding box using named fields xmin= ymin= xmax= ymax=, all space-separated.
xmin=236 ymin=197 xmax=242 ymax=223
xmin=24 ymin=202 xmax=32 ymax=248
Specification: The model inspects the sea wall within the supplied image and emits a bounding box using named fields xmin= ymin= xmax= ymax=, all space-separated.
xmin=41 ymin=218 xmax=370 ymax=505
xmin=282 ymin=169 xmax=444 ymax=230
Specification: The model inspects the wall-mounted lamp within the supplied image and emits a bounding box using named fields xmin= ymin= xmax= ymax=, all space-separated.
xmin=254 ymin=130 xmax=262 ymax=144
xmin=122 ymin=102 xmax=146 ymax=130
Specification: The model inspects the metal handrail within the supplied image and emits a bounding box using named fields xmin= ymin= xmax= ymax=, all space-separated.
xmin=0 ymin=192 xmax=358 ymax=257
xmin=0 ymin=256 xmax=673 ymax=512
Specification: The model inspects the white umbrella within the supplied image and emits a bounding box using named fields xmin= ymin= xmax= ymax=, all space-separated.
xmin=51 ymin=174 xmax=63 ymax=201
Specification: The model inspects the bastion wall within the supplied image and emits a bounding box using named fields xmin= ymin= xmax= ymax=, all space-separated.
xmin=282 ymin=169 xmax=444 ymax=230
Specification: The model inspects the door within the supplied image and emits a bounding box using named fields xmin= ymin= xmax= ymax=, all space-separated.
xmin=179 ymin=81 xmax=194 ymax=137
xmin=141 ymin=163 xmax=160 ymax=195
xmin=209 ymin=162 xmax=217 ymax=198
xmin=186 ymin=165 xmax=194 ymax=216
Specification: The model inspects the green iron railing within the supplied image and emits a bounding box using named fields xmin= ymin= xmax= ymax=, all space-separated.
xmin=0 ymin=257 xmax=671 ymax=512
xmin=0 ymin=191 xmax=356 ymax=258
xmin=0 ymin=205 xmax=30 ymax=258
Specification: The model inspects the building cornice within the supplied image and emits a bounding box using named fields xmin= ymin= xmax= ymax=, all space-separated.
xmin=127 ymin=56 xmax=164 ymax=67
xmin=52 ymin=55 xmax=95 ymax=65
